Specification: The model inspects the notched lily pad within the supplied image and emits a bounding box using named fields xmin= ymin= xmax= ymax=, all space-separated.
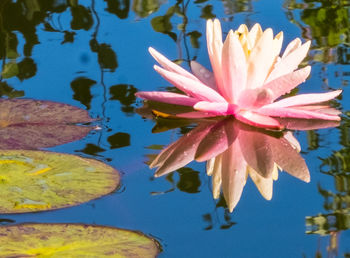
xmin=0 ymin=150 xmax=120 ymax=213
xmin=0 ymin=223 xmax=160 ymax=257
xmin=0 ymin=99 xmax=94 ymax=149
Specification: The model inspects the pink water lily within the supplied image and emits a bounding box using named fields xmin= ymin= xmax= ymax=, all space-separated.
xmin=136 ymin=19 xmax=341 ymax=129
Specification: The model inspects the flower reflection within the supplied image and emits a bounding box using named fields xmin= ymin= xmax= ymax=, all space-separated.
xmin=145 ymin=115 xmax=336 ymax=212
xmin=137 ymin=19 xmax=341 ymax=129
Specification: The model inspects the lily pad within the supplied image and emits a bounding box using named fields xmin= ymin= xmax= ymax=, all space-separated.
xmin=0 ymin=99 xmax=94 ymax=149
xmin=0 ymin=150 xmax=120 ymax=213
xmin=0 ymin=223 xmax=160 ymax=257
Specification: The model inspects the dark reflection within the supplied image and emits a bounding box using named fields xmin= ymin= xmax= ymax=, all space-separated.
xmin=104 ymin=0 xmax=130 ymax=19
xmin=221 ymin=0 xmax=254 ymax=15
xmin=150 ymin=0 xmax=253 ymax=47
xmin=107 ymin=132 xmax=130 ymax=149
xmin=149 ymin=165 xmax=201 ymax=195
xmin=203 ymin=196 xmax=236 ymax=230
xmin=306 ymin=114 xmax=350 ymax=256
xmin=200 ymin=5 xmax=215 ymax=19
xmin=137 ymin=101 xmax=334 ymax=212
xmin=306 ymin=130 xmax=320 ymax=150
xmin=70 ymin=4 xmax=94 ymax=30
xmin=76 ymin=143 xmax=106 ymax=156
xmin=109 ymin=84 xmax=137 ymax=115
xmin=71 ymin=77 xmax=96 ymax=110
xmin=17 ymin=58 xmax=37 ymax=80
xmin=150 ymin=0 xmax=208 ymax=58
xmin=151 ymin=7 xmax=178 ymax=42
xmin=90 ymin=40 xmax=118 ymax=72
xmin=62 ymin=31 xmax=76 ymax=44
xmin=133 ymin=0 xmax=162 ymax=18
xmin=284 ymin=0 xmax=350 ymax=64
xmin=0 ymin=82 xmax=24 ymax=98
xmin=203 ymin=201 xmax=236 ymax=230
xmin=0 ymin=218 xmax=15 ymax=225
xmin=176 ymin=167 xmax=201 ymax=193
xmin=0 ymin=1 xmax=95 ymax=98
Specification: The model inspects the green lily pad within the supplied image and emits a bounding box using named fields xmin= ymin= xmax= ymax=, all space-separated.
xmin=0 ymin=150 xmax=119 ymax=213
xmin=0 ymin=223 xmax=160 ymax=257
xmin=0 ymin=99 xmax=94 ymax=149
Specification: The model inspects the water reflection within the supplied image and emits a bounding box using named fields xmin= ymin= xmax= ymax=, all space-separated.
xmin=0 ymin=0 xmax=154 ymax=115
xmin=306 ymin=114 xmax=350 ymax=256
xmin=139 ymin=102 xmax=339 ymax=211
xmin=285 ymin=0 xmax=350 ymax=64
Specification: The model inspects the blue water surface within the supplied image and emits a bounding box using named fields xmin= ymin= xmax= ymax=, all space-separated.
xmin=1 ymin=0 xmax=349 ymax=257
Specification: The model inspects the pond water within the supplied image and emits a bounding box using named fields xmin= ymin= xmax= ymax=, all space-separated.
xmin=1 ymin=0 xmax=350 ymax=257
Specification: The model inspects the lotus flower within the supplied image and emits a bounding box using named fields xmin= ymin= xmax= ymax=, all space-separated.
xmin=149 ymin=117 xmax=310 ymax=212
xmin=136 ymin=19 xmax=341 ymax=129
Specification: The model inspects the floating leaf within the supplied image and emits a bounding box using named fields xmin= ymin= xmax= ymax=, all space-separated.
xmin=0 ymin=223 xmax=160 ymax=257
xmin=0 ymin=99 xmax=94 ymax=149
xmin=0 ymin=150 xmax=120 ymax=213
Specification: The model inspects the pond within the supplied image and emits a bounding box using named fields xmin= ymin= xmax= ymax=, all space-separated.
xmin=0 ymin=0 xmax=349 ymax=257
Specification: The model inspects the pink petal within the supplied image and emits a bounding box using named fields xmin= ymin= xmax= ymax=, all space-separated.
xmin=258 ymin=107 xmax=341 ymax=120
xmin=135 ymin=91 xmax=199 ymax=106
xmin=283 ymin=131 xmax=301 ymax=152
xmin=153 ymin=122 xmax=215 ymax=177
xmin=248 ymin=167 xmax=273 ymax=200
xmin=269 ymin=135 xmax=310 ymax=182
xmin=236 ymin=110 xmax=283 ymax=130
xmin=221 ymin=141 xmax=247 ymax=212
xmin=239 ymin=129 xmax=275 ymax=178
xmin=175 ymin=112 xmax=220 ymax=119
xmin=247 ymin=23 xmax=263 ymax=49
xmin=207 ymin=19 xmax=226 ymax=99
xmin=149 ymin=47 xmax=199 ymax=82
xmin=272 ymin=32 xmax=283 ymax=59
xmin=291 ymin=105 xmax=342 ymax=115
xmin=193 ymin=101 xmax=235 ymax=116
xmin=316 ymin=108 xmax=342 ymax=116
xmin=266 ymin=41 xmax=311 ymax=83
xmin=238 ymin=88 xmax=274 ymax=108
xmin=154 ymin=65 xmax=227 ymax=103
xmin=222 ymin=30 xmax=247 ymax=103
xmin=262 ymin=66 xmax=311 ymax=101
xmin=276 ymin=118 xmax=340 ymax=130
xmin=282 ymin=38 xmax=301 ymax=58
xmin=246 ymin=28 xmax=275 ymax=89
xmin=190 ymin=61 xmax=217 ymax=91
xmin=263 ymin=90 xmax=342 ymax=108
xmin=195 ymin=118 xmax=239 ymax=162
xmin=150 ymin=140 xmax=179 ymax=169
xmin=207 ymin=156 xmax=223 ymax=199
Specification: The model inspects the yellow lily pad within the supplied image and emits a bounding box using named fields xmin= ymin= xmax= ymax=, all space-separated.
xmin=0 ymin=150 xmax=119 ymax=213
xmin=0 ymin=223 xmax=160 ymax=257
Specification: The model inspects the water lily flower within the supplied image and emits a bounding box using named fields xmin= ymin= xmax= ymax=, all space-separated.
xmin=136 ymin=19 xmax=341 ymax=129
